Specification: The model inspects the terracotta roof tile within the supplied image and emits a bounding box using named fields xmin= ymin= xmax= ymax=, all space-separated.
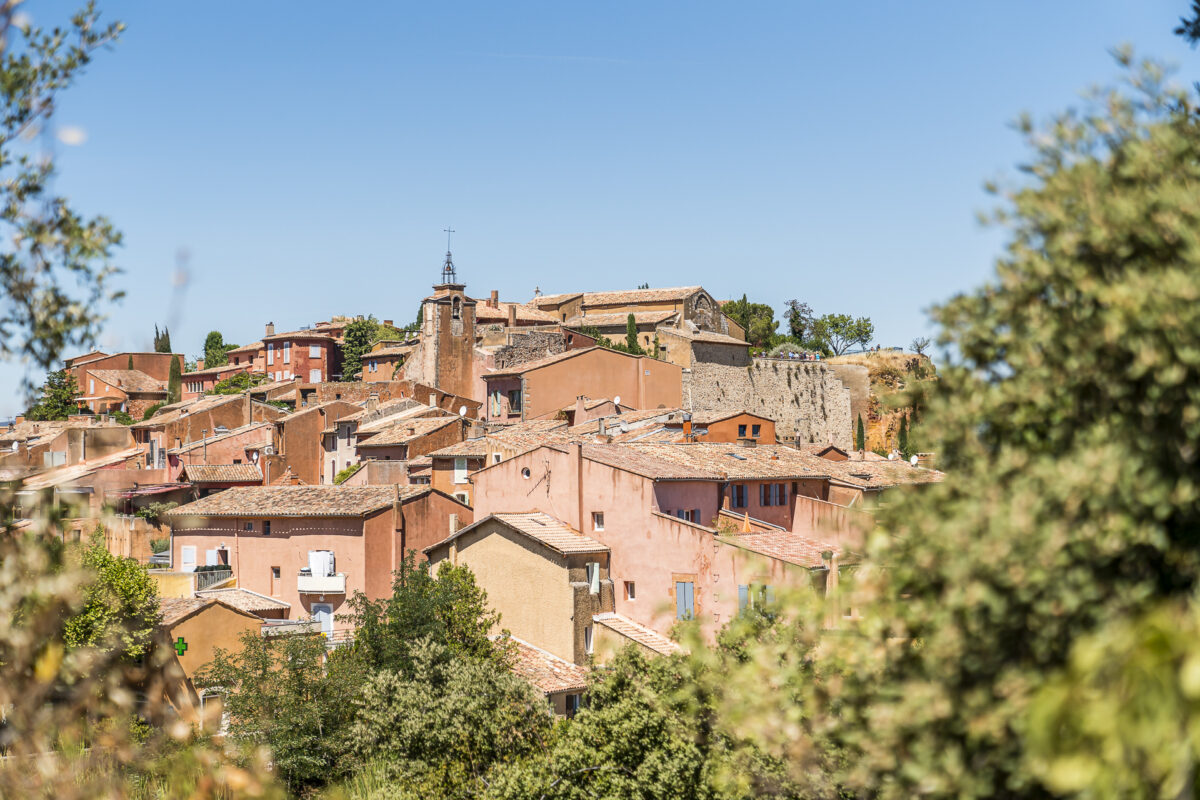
xmin=168 ymin=422 xmax=273 ymax=454
xmin=718 ymin=529 xmax=858 ymax=568
xmin=195 ymin=587 xmax=290 ymax=613
xmin=567 ymin=408 xmax=680 ymax=435
xmin=474 ymin=300 xmax=558 ymax=324
xmin=503 ymin=636 xmax=589 ymax=694
xmin=158 ymin=597 xmax=208 ymax=627
xmin=180 ymin=463 xmax=264 ymax=483
xmin=262 ymin=329 xmax=336 ymax=342
xmin=429 ymin=438 xmax=489 ymax=458
xmin=580 ymin=285 xmax=702 ymax=307
xmin=226 ymin=341 xmax=263 ymax=354
xmin=355 ymin=416 xmax=460 ymax=447
xmin=528 ymin=292 xmax=583 ymax=308
xmin=591 ymin=613 xmax=683 ymax=655
xmin=566 ymin=310 xmax=678 ymax=328
xmin=427 ymin=511 xmax=609 ymax=556
xmin=168 ymin=485 xmax=428 ymax=518
xmin=659 ymin=327 xmax=747 ymax=345
xmin=88 ymin=369 xmax=167 ymax=393
xmin=130 ymin=394 xmax=245 ymax=428
xmin=623 ymin=442 xmax=831 ymax=481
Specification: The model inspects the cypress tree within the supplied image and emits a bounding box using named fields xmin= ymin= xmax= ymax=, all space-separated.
xmin=625 ymin=313 xmax=642 ymax=354
xmin=167 ymin=357 xmax=181 ymax=403
xmin=898 ymin=414 xmax=909 ymax=459
xmin=126 ymin=355 xmax=133 ymax=370
xmin=856 ymin=414 xmax=866 ymax=451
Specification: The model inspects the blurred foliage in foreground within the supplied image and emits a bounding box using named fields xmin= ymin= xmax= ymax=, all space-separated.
xmin=698 ymin=52 xmax=1200 ymax=799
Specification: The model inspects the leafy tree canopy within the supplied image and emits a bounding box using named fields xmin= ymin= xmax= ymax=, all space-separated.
xmin=723 ymin=295 xmax=779 ymax=349
xmin=704 ymin=54 xmax=1200 ymax=799
xmin=202 ymin=330 xmax=237 ymax=368
xmin=25 ymin=370 xmax=78 ymax=420
xmin=62 ymin=528 xmax=159 ymax=660
xmin=207 ymin=370 xmax=269 ymax=395
xmin=810 ymin=312 xmax=874 ymax=355
xmin=341 ymin=315 xmax=405 ymax=380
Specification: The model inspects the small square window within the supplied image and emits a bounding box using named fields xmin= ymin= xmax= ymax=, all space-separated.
xmin=624 ymin=581 xmax=636 ymax=601
xmin=752 ymin=424 xmax=761 ymax=437
xmin=738 ymin=424 xmax=747 ymax=437
xmin=592 ymin=512 xmax=604 ymax=531
xmin=492 ymin=453 xmax=501 ymax=464
xmin=271 ymin=567 xmax=280 ymax=579
xmin=244 ymin=522 xmax=254 ymax=532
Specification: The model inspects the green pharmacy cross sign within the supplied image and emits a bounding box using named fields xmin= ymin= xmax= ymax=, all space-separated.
xmin=173 ymin=637 xmax=188 ymax=656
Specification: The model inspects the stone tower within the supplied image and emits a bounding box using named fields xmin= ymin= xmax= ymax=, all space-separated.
xmin=415 ymin=250 xmax=476 ymax=400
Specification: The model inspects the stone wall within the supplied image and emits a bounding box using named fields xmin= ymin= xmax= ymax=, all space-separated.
xmin=493 ymin=331 xmax=566 ymax=370
xmin=824 ymin=363 xmax=870 ymax=435
xmin=684 ymin=347 xmax=852 ymax=449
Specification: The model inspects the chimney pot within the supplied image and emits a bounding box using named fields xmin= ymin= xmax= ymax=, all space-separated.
xmin=265 ymin=321 xmax=275 ymax=336
xmin=490 ymin=290 xmax=499 ymax=309
xmin=507 ymin=305 xmax=517 ymax=326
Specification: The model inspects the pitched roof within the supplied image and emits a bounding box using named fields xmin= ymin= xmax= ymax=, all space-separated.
xmin=130 ymin=394 xmax=242 ymax=428
xmin=355 ymin=415 xmax=460 ymax=447
xmin=330 ymin=398 xmax=426 ymax=430
xmin=680 ymin=409 xmax=775 ymax=426
xmin=427 ymin=512 xmax=609 ymax=557
xmin=795 ymin=453 xmax=945 ymax=489
xmin=262 ymin=329 xmax=336 ymax=342
xmin=180 ymin=463 xmax=264 ymax=483
xmin=567 ymin=408 xmax=680 ymax=435
xmin=503 ymin=636 xmax=589 ymax=694
xmin=168 ymin=485 xmax=429 ymax=518
xmin=591 ymin=613 xmax=683 ymax=655
xmin=484 ymin=347 xmax=600 ymax=378
xmin=528 ymin=292 xmax=583 ymax=308
xmin=474 ymin=300 xmax=558 ymax=324
xmin=429 ymin=438 xmax=489 ymax=458
xmin=623 ymin=442 xmax=831 ymax=481
xmin=168 ymin=422 xmax=273 ymax=454
xmin=88 ymin=369 xmax=166 ymax=393
xmin=159 ymin=597 xmax=208 ymax=626
xmin=658 ymin=326 xmax=748 ymax=345
xmin=580 ymin=286 xmax=702 ymax=307
xmin=183 ymin=363 xmax=249 ymax=378
xmin=491 ymin=419 xmax=571 ymax=436
xmin=225 ymin=341 xmax=263 ymax=354
xmin=575 ymin=443 xmax=723 ymax=481
xmin=565 ymin=310 xmax=678 ymax=328
xmin=195 ymin=587 xmax=290 ymax=613
xmin=364 ymin=345 xmax=414 ymax=358
xmin=718 ymin=529 xmax=857 ymax=569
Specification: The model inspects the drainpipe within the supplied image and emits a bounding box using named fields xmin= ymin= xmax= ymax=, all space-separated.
xmin=572 ymin=441 xmax=584 ymax=532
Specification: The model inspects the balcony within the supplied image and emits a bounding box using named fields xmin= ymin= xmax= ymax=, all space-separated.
xmin=296 ymin=571 xmax=347 ymax=594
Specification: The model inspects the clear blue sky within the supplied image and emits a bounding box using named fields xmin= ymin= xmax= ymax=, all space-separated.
xmin=2 ymin=0 xmax=1191 ymax=414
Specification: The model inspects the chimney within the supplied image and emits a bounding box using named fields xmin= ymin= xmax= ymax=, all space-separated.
xmin=490 ymin=290 xmax=499 ymax=309
xmin=265 ymin=321 xmax=275 ymax=336
xmin=366 ymin=393 xmax=379 ymax=413
xmin=741 ymin=509 xmax=752 ymax=532
xmin=507 ymin=305 xmax=517 ymax=327
xmin=14 ymin=414 xmax=24 ymax=426
xmin=598 ymin=418 xmax=606 ymax=436
xmin=407 ymin=425 xmax=416 ymax=435
xmin=383 ymin=319 xmax=394 ymax=327
xmin=682 ymin=412 xmax=693 ymax=442
xmin=574 ymin=395 xmax=586 ymax=423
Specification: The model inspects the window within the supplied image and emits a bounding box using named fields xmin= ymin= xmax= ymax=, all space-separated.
xmin=181 ymin=546 xmax=196 ymax=570
xmin=454 ymin=457 xmax=468 ymax=484
xmin=624 ymin=581 xmax=636 ymax=601
xmin=451 ymin=296 xmax=462 ymax=320
xmin=521 ymin=467 xmax=531 ymax=479
xmin=454 ymin=492 xmax=469 ymax=504
xmin=267 ymin=343 xmax=274 ymax=365
xmin=592 ymin=512 xmax=604 ymax=531
xmin=244 ymin=522 xmax=254 ymax=531
xmin=507 ymin=389 xmax=522 ymax=413
xmin=271 ymin=566 xmax=280 ymax=579
xmin=738 ymin=424 xmax=747 ymax=437
xmin=752 ymin=424 xmax=761 ymax=438
xmin=584 ymin=624 xmax=594 ymax=654
xmin=585 ymin=562 xmax=601 ymax=594
xmin=492 ymin=453 xmax=501 ymax=464
xmin=309 ymin=344 xmax=321 ymax=358
xmin=565 ymin=693 xmax=582 ymax=717
xmin=309 ymin=369 xmax=321 ymax=382
xmin=369 ymin=360 xmax=377 ymax=373
xmin=283 ymin=341 xmax=291 ymax=363
xmin=738 ymin=584 xmax=777 ymax=613
xmin=263 ymin=520 xmax=271 ymax=536
xmin=731 ymin=484 xmax=748 ymax=508
xmin=675 ymin=581 xmax=695 ymax=620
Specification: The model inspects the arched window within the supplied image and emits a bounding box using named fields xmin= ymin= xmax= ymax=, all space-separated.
xmin=452 ymin=297 xmax=462 ymax=320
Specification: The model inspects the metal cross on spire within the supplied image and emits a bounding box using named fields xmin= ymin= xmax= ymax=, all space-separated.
xmin=440 ymin=226 xmax=458 ymax=284
xmin=444 ymin=226 xmax=455 ymax=252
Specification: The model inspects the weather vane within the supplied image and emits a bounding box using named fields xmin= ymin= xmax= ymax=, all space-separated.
xmin=444 ymin=225 xmax=455 ymax=253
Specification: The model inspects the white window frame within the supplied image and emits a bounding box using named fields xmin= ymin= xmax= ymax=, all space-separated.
xmin=309 ymin=343 xmax=321 ymax=358
xmin=592 ymin=512 xmax=604 ymax=531
xmin=267 ymin=343 xmax=274 ymax=365
xmin=309 ymin=368 xmax=321 ymax=382
xmin=283 ymin=341 xmax=291 ymax=364
xmin=624 ymin=581 xmax=636 ymax=601
xmin=180 ymin=545 xmax=196 ymax=572
xmin=586 ymin=562 xmax=600 ymax=594
xmin=453 ymin=457 xmax=468 ymax=484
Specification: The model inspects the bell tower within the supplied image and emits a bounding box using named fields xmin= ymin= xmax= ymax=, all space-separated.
xmin=416 ymin=244 xmax=476 ymax=400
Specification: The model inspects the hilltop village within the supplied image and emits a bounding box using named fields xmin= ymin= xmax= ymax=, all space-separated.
xmin=3 ymin=252 xmax=942 ymax=714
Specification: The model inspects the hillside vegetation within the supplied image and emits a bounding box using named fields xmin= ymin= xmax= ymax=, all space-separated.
xmin=827 ymin=350 xmax=935 ymax=452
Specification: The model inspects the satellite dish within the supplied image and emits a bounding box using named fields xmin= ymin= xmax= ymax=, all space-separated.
xmin=887 ymin=452 xmax=897 ymax=461
xmin=909 ymin=455 xmax=919 ymax=466
xmin=612 ymin=395 xmax=621 ymax=406
xmin=458 ymin=405 xmax=467 ymax=417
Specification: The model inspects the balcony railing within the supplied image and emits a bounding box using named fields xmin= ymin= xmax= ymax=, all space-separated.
xmin=296 ymin=572 xmax=347 ymax=594
xmin=195 ymin=567 xmax=233 ymax=591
